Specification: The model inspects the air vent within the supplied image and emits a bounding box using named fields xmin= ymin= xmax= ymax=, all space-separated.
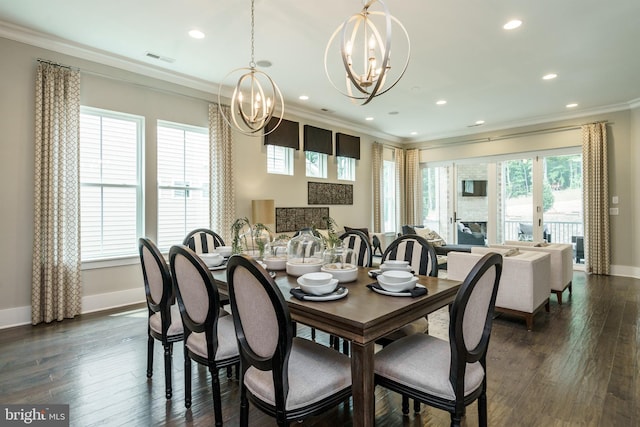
xmin=145 ymin=52 xmax=175 ymax=63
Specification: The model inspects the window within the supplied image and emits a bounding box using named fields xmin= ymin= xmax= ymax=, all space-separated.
xmin=267 ymin=145 xmax=294 ymax=175
xmin=305 ymin=151 xmax=327 ymax=178
xmin=382 ymin=159 xmax=396 ymax=232
xmin=337 ymin=156 xmax=355 ymax=181
xmin=80 ymin=107 xmax=143 ymax=261
xmin=157 ymin=121 xmax=210 ymax=250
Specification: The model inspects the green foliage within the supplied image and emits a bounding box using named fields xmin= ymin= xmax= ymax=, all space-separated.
xmin=542 ymin=181 xmax=555 ymax=212
xmin=321 ymin=216 xmax=341 ymax=248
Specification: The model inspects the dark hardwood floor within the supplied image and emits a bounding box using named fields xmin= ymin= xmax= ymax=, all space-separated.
xmin=1 ymin=271 xmax=639 ymax=426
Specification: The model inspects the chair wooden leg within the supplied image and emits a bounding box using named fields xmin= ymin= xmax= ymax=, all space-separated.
xmin=163 ymin=343 xmax=173 ymax=399
xmin=401 ymin=395 xmax=409 ymax=415
xmin=342 ymin=339 xmax=350 ymax=356
xmin=146 ymin=336 xmax=154 ymax=378
xmin=525 ymin=314 xmax=534 ymax=331
xmin=184 ymin=350 xmax=192 ymax=408
xmin=211 ymin=368 xmax=223 ymax=427
xmin=451 ymin=414 xmax=462 ymax=427
xmin=413 ymin=399 xmax=420 ymax=413
xmin=240 ymin=385 xmax=249 ymax=427
xmin=478 ymin=391 xmax=488 ymax=427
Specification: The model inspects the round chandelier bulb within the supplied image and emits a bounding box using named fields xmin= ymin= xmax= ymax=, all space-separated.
xmin=324 ymin=0 xmax=410 ymax=105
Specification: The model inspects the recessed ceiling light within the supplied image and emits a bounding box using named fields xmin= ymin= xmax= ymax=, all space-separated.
xmin=410 ymin=131 xmax=418 ymax=135
xmin=503 ymin=19 xmax=522 ymax=30
xmin=256 ymin=60 xmax=272 ymax=68
xmin=365 ymin=117 xmax=374 ymax=121
xmin=475 ymin=120 xmax=485 ymax=125
xmin=388 ymin=111 xmax=399 ymax=115
xmin=566 ymin=103 xmax=578 ymax=108
xmin=436 ymin=100 xmax=447 ymax=105
xmin=299 ymin=95 xmax=309 ymax=101
xmin=188 ymin=30 xmax=205 ymax=39
xmin=543 ymin=73 xmax=558 ymax=80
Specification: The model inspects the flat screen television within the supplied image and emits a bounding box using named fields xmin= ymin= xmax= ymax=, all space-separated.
xmin=462 ymin=180 xmax=487 ymax=196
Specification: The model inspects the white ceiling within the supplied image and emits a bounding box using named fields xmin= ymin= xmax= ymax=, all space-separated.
xmin=1 ymin=0 xmax=639 ymax=142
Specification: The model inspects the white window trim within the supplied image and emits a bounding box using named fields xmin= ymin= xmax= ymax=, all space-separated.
xmin=80 ymin=106 xmax=145 ymax=265
xmin=305 ymin=151 xmax=328 ymax=178
xmin=337 ymin=156 xmax=356 ymax=181
xmin=267 ymin=145 xmax=294 ymax=176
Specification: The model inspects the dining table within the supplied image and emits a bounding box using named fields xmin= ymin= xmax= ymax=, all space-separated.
xmin=210 ymin=264 xmax=461 ymax=427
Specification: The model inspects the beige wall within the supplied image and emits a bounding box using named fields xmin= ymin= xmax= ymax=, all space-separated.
xmin=0 ymin=37 xmax=380 ymax=326
xmin=412 ymin=109 xmax=639 ymax=273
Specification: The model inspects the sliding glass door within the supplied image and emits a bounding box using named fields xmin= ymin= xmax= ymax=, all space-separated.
xmin=422 ymin=148 xmax=583 ymax=263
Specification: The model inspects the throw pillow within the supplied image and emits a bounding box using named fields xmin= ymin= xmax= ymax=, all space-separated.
xmin=504 ymin=248 xmax=520 ymax=257
xmin=416 ymin=227 xmax=446 ymax=247
xmin=344 ymin=226 xmax=369 ymax=239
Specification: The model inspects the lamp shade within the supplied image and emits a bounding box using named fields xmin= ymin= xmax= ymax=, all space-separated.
xmin=252 ymin=199 xmax=275 ymax=224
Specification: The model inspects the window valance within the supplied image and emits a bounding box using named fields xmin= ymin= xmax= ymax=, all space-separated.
xmin=303 ymin=125 xmax=332 ymax=155
xmin=336 ymin=132 xmax=360 ymax=159
xmin=264 ymin=117 xmax=299 ymax=150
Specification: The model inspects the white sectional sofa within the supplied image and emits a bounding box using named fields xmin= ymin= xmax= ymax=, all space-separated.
xmin=447 ymin=248 xmax=551 ymax=330
xmin=495 ymin=241 xmax=574 ymax=304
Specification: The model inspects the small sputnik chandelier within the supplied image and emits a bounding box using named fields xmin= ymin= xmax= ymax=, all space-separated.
xmin=324 ymin=0 xmax=410 ymax=105
xmin=218 ymin=0 xmax=284 ymax=135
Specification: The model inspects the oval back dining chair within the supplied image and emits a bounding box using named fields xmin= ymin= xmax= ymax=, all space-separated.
xmin=374 ymin=252 xmax=503 ymax=426
xmin=138 ymin=237 xmax=184 ymax=399
xmin=169 ymin=245 xmax=239 ymax=427
xmin=339 ymin=229 xmax=373 ymax=268
xmin=382 ymin=234 xmax=439 ymax=277
xmin=183 ymin=228 xmax=225 ymax=253
xmin=226 ymin=255 xmax=352 ymax=427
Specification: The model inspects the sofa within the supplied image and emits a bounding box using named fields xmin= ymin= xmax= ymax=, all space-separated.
xmin=496 ymin=241 xmax=573 ymax=304
xmin=401 ymin=224 xmax=485 ymax=256
xmin=447 ymin=248 xmax=551 ymax=330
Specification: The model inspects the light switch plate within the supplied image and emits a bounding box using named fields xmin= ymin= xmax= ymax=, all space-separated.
xmin=609 ymin=207 xmax=619 ymax=215
xmin=612 ymin=196 xmax=619 ymax=204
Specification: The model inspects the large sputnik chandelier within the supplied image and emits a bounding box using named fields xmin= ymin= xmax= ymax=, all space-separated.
xmin=324 ymin=0 xmax=410 ymax=105
xmin=218 ymin=0 xmax=284 ymax=135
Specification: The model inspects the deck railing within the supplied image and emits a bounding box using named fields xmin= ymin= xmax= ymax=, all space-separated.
xmin=503 ymin=220 xmax=583 ymax=244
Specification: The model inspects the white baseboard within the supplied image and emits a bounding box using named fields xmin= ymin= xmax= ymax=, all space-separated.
xmin=0 ymin=288 xmax=145 ymax=330
xmin=610 ymin=264 xmax=640 ymax=279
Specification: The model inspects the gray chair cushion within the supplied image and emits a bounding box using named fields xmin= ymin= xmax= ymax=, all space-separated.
xmin=185 ymin=315 xmax=239 ymax=361
xmin=244 ymin=337 xmax=351 ymax=411
xmin=149 ymin=304 xmax=183 ymax=336
xmin=375 ymin=333 xmax=484 ymax=401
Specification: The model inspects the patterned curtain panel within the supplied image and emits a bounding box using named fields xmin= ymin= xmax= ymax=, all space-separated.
xmin=582 ymin=122 xmax=610 ymax=275
xmin=32 ymin=62 xmax=81 ymax=324
xmin=405 ymin=149 xmax=420 ymax=226
xmin=209 ymin=104 xmax=235 ymax=243
xmin=394 ymin=147 xmax=406 ymax=232
xmin=372 ymin=142 xmax=383 ymax=232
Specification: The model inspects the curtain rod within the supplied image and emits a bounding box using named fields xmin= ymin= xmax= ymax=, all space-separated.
xmin=36 ymin=58 xmax=79 ymax=71
xmin=417 ymin=120 xmax=611 ymax=150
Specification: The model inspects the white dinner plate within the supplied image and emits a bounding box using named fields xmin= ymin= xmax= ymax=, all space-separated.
xmin=370 ymin=284 xmax=425 ymax=297
xmin=292 ymin=286 xmax=348 ymax=301
xmin=208 ymin=263 xmax=227 ymax=271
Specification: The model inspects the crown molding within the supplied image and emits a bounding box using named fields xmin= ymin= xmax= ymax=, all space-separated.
xmin=0 ymin=20 xmax=401 ymax=144
xmin=414 ymin=101 xmax=633 ymax=143
xmin=629 ymin=98 xmax=640 ymax=109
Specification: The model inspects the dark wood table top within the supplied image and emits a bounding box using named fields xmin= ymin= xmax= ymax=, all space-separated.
xmin=211 ymin=266 xmax=461 ymax=345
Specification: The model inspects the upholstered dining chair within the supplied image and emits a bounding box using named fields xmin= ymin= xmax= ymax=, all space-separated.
xmin=183 ymin=228 xmax=226 ymax=253
xmin=138 ymin=237 xmax=184 ymax=399
xmin=375 ymin=252 xmax=503 ymax=426
xmin=339 ymin=229 xmax=373 ymax=268
xmin=226 ymin=254 xmax=352 ymax=427
xmin=379 ymin=234 xmax=440 ymax=411
xmin=169 ymin=245 xmax=240 ymax=426
xmin=382 ymin=234 xmax=439 ymax=277
xmin=183 ymin=228 xmax=230 ymax=307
